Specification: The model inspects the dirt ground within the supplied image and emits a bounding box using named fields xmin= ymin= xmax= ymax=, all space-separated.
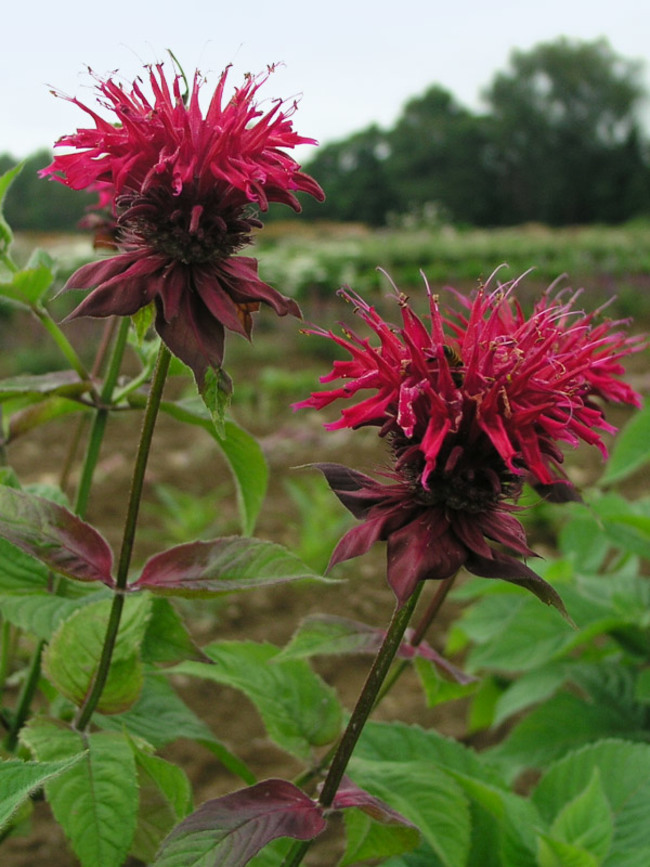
xmin=1 ymin=304 xmax=648 ymax=866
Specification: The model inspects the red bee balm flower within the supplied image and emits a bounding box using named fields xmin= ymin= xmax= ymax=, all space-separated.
xmin=296 ymin=276 xmax=643 ymax=607
xmin=42 ymin=63 xmax=324 ymax=383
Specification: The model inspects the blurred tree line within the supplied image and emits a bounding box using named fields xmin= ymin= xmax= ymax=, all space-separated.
xmin=2 ymin=37 xmax=650 ymax=231
xmin=298 ymin=37 xmax=650 ymax=227
xmin=0 ymin=149 xmax=96 ymax=232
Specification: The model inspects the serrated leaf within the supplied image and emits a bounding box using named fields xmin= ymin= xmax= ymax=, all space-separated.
xmin=533 ymin=740 xmax=650 ymax=863
xmin=0 ymin=590 xmax=91 ymax=641
xmin=600 ymin=402 xmax=650 ymax=485
xmin=200 ymin=365 xmax=232 ymax=439
xmin=334 ymin=778 xmax=420 ymax=866
xmin=95 ymin=672 xmax=256 ymax=784
xmin=141 ymin=597 xmax=201 ymax=664
xmin=549 ymin=768 xmax=613 ymax=860
xmin=21 ymin=721 xmax=138 ymax=867
xmin=158 ymin=399 xmax=267 ymax=535
xmin=172 ymin=640 xmax=342 ymax=760
xmin=489 ymin=692 xmax=648 ymax=780
xmin=0 ymin=753 xmax=86 ymax=831
xmin=0 ymin=487 xmax=114 ymax=586
xmin=153 ymin=779 xmax=326 ymax=867
xmin=347 ymin=758 xmax=471 ymax=867
xmin=537 ymin=835 xmax=599 ymax=867
xmin=133 ymin=536 xmax=323 ymax=596
xmin=341 ymin=809 xmax=421 ymax=866
xmin=43 ymin=594 xmax=151 ymax=713
xmin=129 ymin=742 xmax=194 ymax=863
xmin=0 ymin=535 xmax=50 ymax=593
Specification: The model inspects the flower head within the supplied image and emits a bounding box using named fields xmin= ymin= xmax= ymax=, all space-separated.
xmin=42 ymin=63 xmax=324 ymax=383
xmin=297 ymin=274 xmax=643 ymax=607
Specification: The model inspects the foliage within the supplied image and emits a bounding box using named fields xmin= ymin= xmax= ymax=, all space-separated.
xmin=298 ymin=36 xmax=650 ymax=228
xmin=0 ymin=116 xmax=649 ymax=867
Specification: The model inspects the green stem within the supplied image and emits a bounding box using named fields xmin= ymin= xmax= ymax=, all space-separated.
xmin=376 ymin=572 xmax=458 ymax=704
xmin=32 ymin=306 xmax=91 ymax=382
xmin=0 ymin=620 xmax=11 ymax=695
xmin=74 ymin=343 xmax=171 ymax=731
xmin=74 ymin=318 xmax=131 ymax=517
xmin=4 ymin=639 xmax=45 ymax=751
xmin=282 ymin=583 xmax=424 ymax=867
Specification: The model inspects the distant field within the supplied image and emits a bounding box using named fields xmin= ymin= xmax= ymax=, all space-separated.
xmin=12 ymin=221 xmax=650 ymax=322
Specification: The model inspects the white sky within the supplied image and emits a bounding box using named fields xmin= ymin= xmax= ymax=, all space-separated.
xmin=3 ymin=0 xmax=650 ymax=163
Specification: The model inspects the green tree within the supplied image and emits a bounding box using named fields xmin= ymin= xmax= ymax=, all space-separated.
xmin=299 ymin=125 xmax=398 ymax=225
xmin=0 ymin=150 xmax=96 ymax=231
xmin=483 ymin=37 xmax=650 ymax=224
xmin=386 ymin=85 xmax=498 ymax=225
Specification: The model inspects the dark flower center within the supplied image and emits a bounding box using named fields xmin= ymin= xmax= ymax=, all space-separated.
xmin=392 ymin=433 xmax=522 ymax=513
xmin=116 ymin=186 xmax=259 ymax=265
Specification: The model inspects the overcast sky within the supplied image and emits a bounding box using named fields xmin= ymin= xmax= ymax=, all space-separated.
xmin=3 ymin=0 xmax=650 ymax=163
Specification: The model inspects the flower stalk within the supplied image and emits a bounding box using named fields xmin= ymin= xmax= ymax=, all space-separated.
xmin=75 ymin=342 xmax=171 ymax=731
xmin=282 ymin=582 xmax=424 ymax=867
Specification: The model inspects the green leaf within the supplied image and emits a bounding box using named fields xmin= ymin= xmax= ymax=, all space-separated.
xmin=548 ymin=768 xmax=613 ymax=860
xmin=537 ymin=836 xmax=599 ymax=867
xmin=341 ymin=808 xmax=421 ymax=866
xmin=4 ymin=395 xmax=92 ymax=443
xmin=96 ymin=672 xmax=256 ymax=784
xmin=414 ymin=657 xmax=479 ymax=708
xmin=200 ymin=365 xmax=232 ymax=439
xmin=0 ymin=163 xmax=22 ymax=253
xmin=141 ymin=597 xmax=201 ymax=664
xmin=0 ymin=371 xmax=90 ymax=402
xmin=134 ymin=536 xmax=325 ymax=596
xmin=533 ymin=740 xmax=650 ymax=864
xmin=172 ymin=640 xmax=342 ymax=760
xmin=0 ymin=590 xmax=92 ymax=641
xmin=600 ymin=401 xmax=650 ymax=485
xmin=489 ymin=691 xmax=648 ymax=780
xmin=348 ymin=758 xmax=471 ymax=867
xmin=21 ymin=721 xmax=138 ymax=867
xmin=0 ymin=265 xmax=54 ymax=306
xmin=0 ymin=536 xmax=50 ymax=593
xmin=43 ymin=594 xmax=151 ymax=713
xmin=0 ymin=753 xmax=86 ymax=831
xmin=129 ymin=741 xmax=193 ymax=863
xmin=158 ymin=399 xmax=268 ymax=535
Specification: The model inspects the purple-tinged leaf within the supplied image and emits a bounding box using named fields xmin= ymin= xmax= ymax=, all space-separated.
xmin=331 ymin=776 xmax=419 ymax=829
xmin=133 ymin=537 xmax=322 ymax=596
xmin=0 ymin=487 xmax=114 ymax=587
xmin=154 ymin=779 xmax=326 ymax=867
xmin=279 ymin=615 xmax=475 ymax=685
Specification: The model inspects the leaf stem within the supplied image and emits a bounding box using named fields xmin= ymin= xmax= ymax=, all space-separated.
xmin=376 ymin=572 xmax=458 ymax=704
xmin=74 ymin=317 xmax=131 ymax=517
xmin=282 ymin=583 xmax=424 ymax=867
xmin=31 ymin=306 xmax=91 ymax=382
xmin=74 ymin=343 xmax=171 ymax=731
xmin=4 ymin=638 xmax=45 ymax=751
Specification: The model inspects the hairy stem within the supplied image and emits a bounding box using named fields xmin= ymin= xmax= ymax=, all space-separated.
xmin=74 ymin=343 xmax=171 ymax=731
xmin=376 ymin=572 xmax=458 ymax=704
xmin=282 ymin=583 xmax=424 ymax=867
